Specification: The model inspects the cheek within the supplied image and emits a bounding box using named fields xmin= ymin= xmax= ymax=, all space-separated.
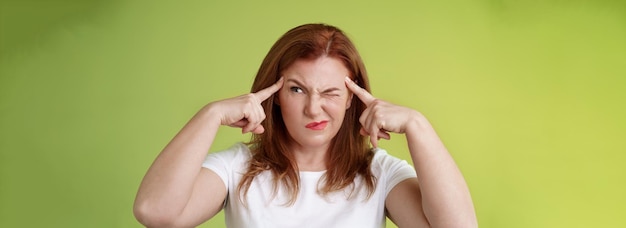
xmin=278 ymin=94 xmax=301 ymax=115
xmin=324 ymin=98 xmax=349 ymax=115
xmin=328 ymin=95 xmax=350 ymax=108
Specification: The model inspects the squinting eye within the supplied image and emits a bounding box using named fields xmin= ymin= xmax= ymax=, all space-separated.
xmin=290 ymin=87 xmax=304 ymax=93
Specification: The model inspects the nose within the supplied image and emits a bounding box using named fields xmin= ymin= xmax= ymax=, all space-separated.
xmin=304 ymin=94 xmax=323 ymax=117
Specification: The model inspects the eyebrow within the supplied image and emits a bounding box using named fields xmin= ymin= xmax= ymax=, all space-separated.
xmin=286 ymin=78 xmax=342 ymax=93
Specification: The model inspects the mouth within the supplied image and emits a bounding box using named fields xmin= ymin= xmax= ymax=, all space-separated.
xmin=305 ymin=120 xmax=329 ymax=130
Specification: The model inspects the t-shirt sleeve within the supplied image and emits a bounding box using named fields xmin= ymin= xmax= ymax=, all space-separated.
xmin=201 ymin=142 xmax=249 ymax=189
xmin=373 ymin=148 xmax=418 ymax=195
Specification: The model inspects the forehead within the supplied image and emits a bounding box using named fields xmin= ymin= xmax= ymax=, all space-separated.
xmin=282 ymin=56 xmax=350 ymax=87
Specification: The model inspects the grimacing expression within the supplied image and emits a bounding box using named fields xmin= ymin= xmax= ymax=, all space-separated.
xmin=278 ymin=56 xmax=353 ymax=151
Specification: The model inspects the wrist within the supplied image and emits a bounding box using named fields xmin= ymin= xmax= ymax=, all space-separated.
xmin=405 ymin=111 xmax=435 ymax=137
xmin=199 ymin=103 xmax=224 ymax=127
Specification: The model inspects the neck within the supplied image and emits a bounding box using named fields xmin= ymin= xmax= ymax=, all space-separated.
xmin=289 ymin=142 xmax=329 ymax=172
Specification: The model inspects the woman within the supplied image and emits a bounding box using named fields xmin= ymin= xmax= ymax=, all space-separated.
xmin=134 ymin=23 xmax=477 ymax=227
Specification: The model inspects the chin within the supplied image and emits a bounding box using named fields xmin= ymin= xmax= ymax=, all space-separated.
xmin=293 ymin=135 xmax=333 ymax=148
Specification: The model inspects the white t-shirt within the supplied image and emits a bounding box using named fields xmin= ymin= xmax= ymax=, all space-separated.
xmin=202 ymin=142 xmax=416 ymax=228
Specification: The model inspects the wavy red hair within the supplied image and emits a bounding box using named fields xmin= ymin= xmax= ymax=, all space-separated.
xmin=238 ymin=23 xmax=375 ymax=205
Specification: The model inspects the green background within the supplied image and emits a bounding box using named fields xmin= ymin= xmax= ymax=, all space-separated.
xmin=1 ymin=0 xmax=625 ymax=227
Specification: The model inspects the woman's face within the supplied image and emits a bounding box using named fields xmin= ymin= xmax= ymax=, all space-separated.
xmin=278 ymin=56 xmax=353 ymax=151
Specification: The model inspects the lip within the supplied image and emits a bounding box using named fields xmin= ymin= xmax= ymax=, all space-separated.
xmin=305 ymin=120 xmax=329 ymax=130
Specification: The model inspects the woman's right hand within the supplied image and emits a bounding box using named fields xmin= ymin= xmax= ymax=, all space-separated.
xmin=134 ymin=77 xmax=283 ymax=227
xmin=208 ymin=77 xmax=283 ymax=134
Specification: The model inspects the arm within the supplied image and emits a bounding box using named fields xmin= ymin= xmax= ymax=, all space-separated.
xmin=345 ymin=78 xmax=477 ymax=227
xmin=389 ymin=111 xmax=477 ymax=227
xmin=133 ymin=105 xmax=227 ymax=227
xmin=134 ymin=78 xmax=283 ymax=227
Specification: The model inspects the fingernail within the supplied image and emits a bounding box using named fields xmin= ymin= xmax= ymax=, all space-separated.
xmin=344 ymin=76 xmax=351 ymax=82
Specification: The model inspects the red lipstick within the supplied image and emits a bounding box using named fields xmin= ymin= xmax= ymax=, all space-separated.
xmin=305 ymin=121 xmax=328 ymax=130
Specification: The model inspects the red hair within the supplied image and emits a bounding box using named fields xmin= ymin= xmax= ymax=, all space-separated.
xmin=238 ymin=23 xmax=375 ymax=205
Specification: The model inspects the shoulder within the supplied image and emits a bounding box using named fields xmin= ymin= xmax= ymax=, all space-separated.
xmin=369 ymin=147 xmax=417 ymax=195
xmin=202 ymin=142 xmax=252 ymax=169
xmin=370 ymin=147 xmax=412 ymax=173
xmin=211 ymin=142 xmax=251 ymax=159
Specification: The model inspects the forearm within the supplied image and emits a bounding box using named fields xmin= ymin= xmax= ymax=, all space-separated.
xmin=134 ymin=104 xmax=220 ymax=221
xmin=405 ymin=112 xmax=477 ymax=227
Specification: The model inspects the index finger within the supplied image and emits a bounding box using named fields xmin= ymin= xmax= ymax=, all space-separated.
xmin=254 ymin=77 xmax=284 ymax=101
xmin=344 ymin=77 xmax=375 ymax=105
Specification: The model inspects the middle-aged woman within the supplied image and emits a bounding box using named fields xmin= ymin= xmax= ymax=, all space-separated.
xmin=134 ymin=23 xmax=477 ymax=227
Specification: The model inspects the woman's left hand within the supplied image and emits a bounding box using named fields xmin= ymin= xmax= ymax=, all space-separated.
xmin=345 ymin=77 xmax=420 ymax=148
xmin=346 ymin=78 xmax=477 ymax=227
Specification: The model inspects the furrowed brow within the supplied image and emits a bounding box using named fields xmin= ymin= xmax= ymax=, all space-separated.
xmin=322 ymin=88 xmax=341 ymax=93
xmin=286 ymin=79 xmax=309 ymax=93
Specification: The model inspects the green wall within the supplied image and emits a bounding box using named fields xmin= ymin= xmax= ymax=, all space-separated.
xmin=1 ymin=0 xmax=625 ymax=227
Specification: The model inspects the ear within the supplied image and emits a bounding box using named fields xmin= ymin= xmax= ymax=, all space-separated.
xmin=274 ymin=91 xmax=281 ymax=106
xmin=345 ymin=92 xmax=352 ymax=109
